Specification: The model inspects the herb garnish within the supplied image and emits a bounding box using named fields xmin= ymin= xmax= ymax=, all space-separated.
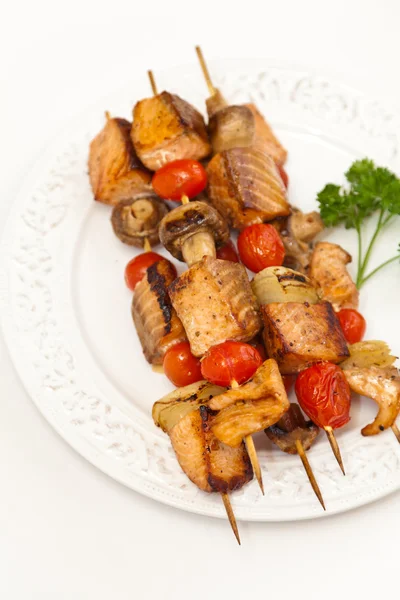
xmin=317 ymin=159 xmax=400 ymax=288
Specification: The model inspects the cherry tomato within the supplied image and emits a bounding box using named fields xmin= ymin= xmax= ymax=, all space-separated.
xmin=238 ymin=223 xmax=285 ymax=272
xmin=295 ymin=362 xmax=351 ymax=430
xmin=201 ymin=341 xmax=263 ymax=387
xmin=152 ymin=159 xmax=207 ymax=201
xmin=216 ymin=240 xmax=240 ymax=263
xmin=163 ymin=342 xmax=202 ymax=387
xmin=282 ymin=374 xmax=296 ymax=394
xmin=125 ymin=253 xmax=175 ymax=291
xmin=337 ymin=309 xmax=366 ymax=344
xmin=278 ymin=165 xmax=289 ymax=188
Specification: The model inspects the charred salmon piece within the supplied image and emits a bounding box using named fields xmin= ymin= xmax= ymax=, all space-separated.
xmin=168 ymin=256 xmax=261 ymax=357
xmin=261 ymin=301 xmax=349 ymax=374
xmin=265 ymin=403 xmax=320 ymax=454
xmin=131 ymin=92 xmax=211 ymax=171
xmin=169 ymin=407 xmax=253 ymax=493
xmin=88 ymin=117 xmax=151 ymax=206
xmin=343 ymin=365 xmax=400 ymax=436
xmin=309 ymin=242 xmax=359 ymax=310
xmin=132 ymin=259 xmax=187 ymax=365
xmin=244 ymin=103 xmax=288 ymax=166
xmin=208 ymin=359 xmax=290 ymax=447
xmin=206 ymin=147 xmax=290 ymax=230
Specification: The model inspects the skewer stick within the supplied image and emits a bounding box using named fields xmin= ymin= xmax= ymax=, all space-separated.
xmin=181 ymin=195 xmax=190 ymax=205
xmin=143 ymin=238 xmax=152 ymax=252
xmin=324 ymin=426 xmax=345 ymax=475
xmin=295 ymin=439 xmax=326 ymax=510
xmin=105 ymin=111 xmax=111 ymax=121
xmin=230 ymin=379 xmax=264 ymax=494
xmin=391 ymin=423 xmax=400 ymax=443
xmin=221 ymin=492 xmax=240 ymax=545
xmin=147 ymin=70 xmax=158 ymax=96
xmin=195 ymin=46 xmax=216 ymax=96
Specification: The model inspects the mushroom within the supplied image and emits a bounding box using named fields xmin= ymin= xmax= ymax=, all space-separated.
xmin=265 ymin=403 xmax=320 ymax=454
xmin=272 ymin=208 xmax=324 ymax=273
xmin=111 ymin=193 xmax=169 ymax=247
xmin=208 ymin=105 xmax=255 ymax=154
xmin=159 ymin=200 xmax=229 ymax=266
xmin=343 ymin=366 xmax=400 ymax=436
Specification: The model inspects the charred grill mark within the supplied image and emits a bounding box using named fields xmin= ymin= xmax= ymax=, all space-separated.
xmin=323 ymin=301 xmax=349 ymax=356
xmin=165 ymin=209 xmax=206 ymax=233
xmin=147 ymin=262 xmax=173 ymax=334
xmin=277 ymin=273 xmax=307 ymax=284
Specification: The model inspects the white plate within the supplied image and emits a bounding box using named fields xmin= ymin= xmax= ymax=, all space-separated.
xmin=1 ymin=61 xmax=400 ymax=522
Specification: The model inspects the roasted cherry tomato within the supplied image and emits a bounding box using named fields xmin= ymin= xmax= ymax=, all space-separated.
xmin=253 ymin=342 xmax=267 ymax=362
xmin=201 ymin=341 xmax=263 ymax=387
xmin=163 ymin=342 xmax=202 ymax=387
xmin=337 ymin=309 xmax=366 ymax=344
xmin=282 ymin=374 xmax=296 ymax=394
xmin=216 ymin=240 xmax=240 ymax=263
xmin=295 ymin=362 xmax=351 ymax=430
xmin=238 ymin=223 xmax=285 ymax=272
xmin=278 ymin=165 xmax=289 ymax=188
xmin=125 ymin=253 xmax=175 ymax=291
xmin=152 ymin=159 xmax=207 ymax=201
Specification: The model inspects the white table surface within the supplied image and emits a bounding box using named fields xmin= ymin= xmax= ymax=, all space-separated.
xmin=2 ymin=1 xmax=400 ymax=598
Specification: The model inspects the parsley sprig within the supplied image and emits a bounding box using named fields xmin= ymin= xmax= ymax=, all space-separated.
xmin=317 ymin=159 xmax=400 ymax=288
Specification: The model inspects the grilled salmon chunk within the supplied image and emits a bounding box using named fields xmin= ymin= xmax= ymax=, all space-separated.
xmin=343 ymin=365 xmax=400 ymax=436
xmin=168 ymin=256 xmax=261 ymax=356
xmin=131 ymin=92 xmax=211 ymax=171
xmin=244 ymin=103 xmax=287 ymax=165
xmin=261 ymin=301 xmax=349 ymax=374
xmin=132 ymin=259 xmax=186 ymax=364
xmin=169 ymin=407 xmax=253 ymax=493
xmin=208 ymin=360 xmax=289 ymax=447
xmin=309 ymin=242 xmax=359 ymax=310
xmin=207 ymin=147 xmax=290 ymax=230
xmin=88 ymin=117 xmax=151 ymax=206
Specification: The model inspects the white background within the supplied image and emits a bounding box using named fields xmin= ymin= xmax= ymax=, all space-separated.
xmin=1 ymin=1 xmax=400 ymax=598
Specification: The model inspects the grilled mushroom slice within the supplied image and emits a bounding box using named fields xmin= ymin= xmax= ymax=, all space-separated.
xmin=208 ymin=105 xmax=255 ymax=154
xmin=159 ymin=200 xmax=229 ymax=265
xmin=266 ymin=403 xmax=320 ymax=454
xmin=111 ymin=194 xmax=168 ymax=247
xmin=273 ymin=208 xmax=324 ymax=273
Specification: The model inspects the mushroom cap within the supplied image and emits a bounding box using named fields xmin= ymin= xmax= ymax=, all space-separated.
xmin=159 ymin=200 xmax=229 ymax=261
xmin=111 ymin=193 xmax=169 ymax=247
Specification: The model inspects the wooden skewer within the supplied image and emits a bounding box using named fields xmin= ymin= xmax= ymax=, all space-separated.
xmin=324 ymin=426 xmax=345 ymax=475
xmin=143 ymin=237 xmax=152 ymax=252
xmin=295 ymin=439 xmax=325 ymax=510
xmin=147 ymin=70 xmax=158 ymax=96
xmin=391 ymin=422 xmax=400 ymax=443
xmin=195 ymin=46 xmax=216 ymax=96
xmin=230 ymin=379 xmax=264 ymax=494
xmin=105 ymin=110 xmax=111 ymax=121
xmin=221 ymin=492 xmax=240 ymax=545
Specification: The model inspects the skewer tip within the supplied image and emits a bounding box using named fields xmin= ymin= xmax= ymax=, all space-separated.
xmin=221 ymin=493 xmax=241 ymax=545
xmin=295 ymin=439 xmax=326 ymax=510
xmin=105 ymin=110 xmax=111 ymax=121
xmin=195 ymin=45 xmax=216 ymax=96
xmin=245 ymin=435 xmax=264 ymax=495
xmin=324 ymin=426 xmax=345 ymax=475
xmin=147 ymin=70 xmax=158 ymax=96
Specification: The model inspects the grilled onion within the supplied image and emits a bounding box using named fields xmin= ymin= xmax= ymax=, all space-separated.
xmin=340 ymin=340 xmax=397 ymax=370
xmin=251 ymin=266 xmax=320 ymax=306
xmin=152 ymin=380 xmax=225 ymax=433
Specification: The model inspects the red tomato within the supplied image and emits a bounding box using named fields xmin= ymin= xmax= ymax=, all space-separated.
xmin=295 ymin=362 xmax=351 ymax=430
xmin=337 ymin=309 xmax=366 ymax=344
xmin=238 ymin=223 xmax=285 ymax=272
xmin=163 ymin=342 xmax=202 ymax=387
xmin=253 ymin=342 xmax=267 ymax=362
xmin=152 ymin=159 xmax=207 ymax=201
xmin=278 ymin=165 xmax=289 ymax=188
xmin=282 ymin=374 xmax=296 ymax=394
xmin=216 ymin=240 xmax=240 ymax=263
xmin=125 ymin=253 xmax=175 ymax=291
xmin=201 ymin=341 xmax=263 ymax=387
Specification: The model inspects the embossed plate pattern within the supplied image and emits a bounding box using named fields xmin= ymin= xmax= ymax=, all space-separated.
xmin=1 ymin=61 xmax=400 ymax=521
